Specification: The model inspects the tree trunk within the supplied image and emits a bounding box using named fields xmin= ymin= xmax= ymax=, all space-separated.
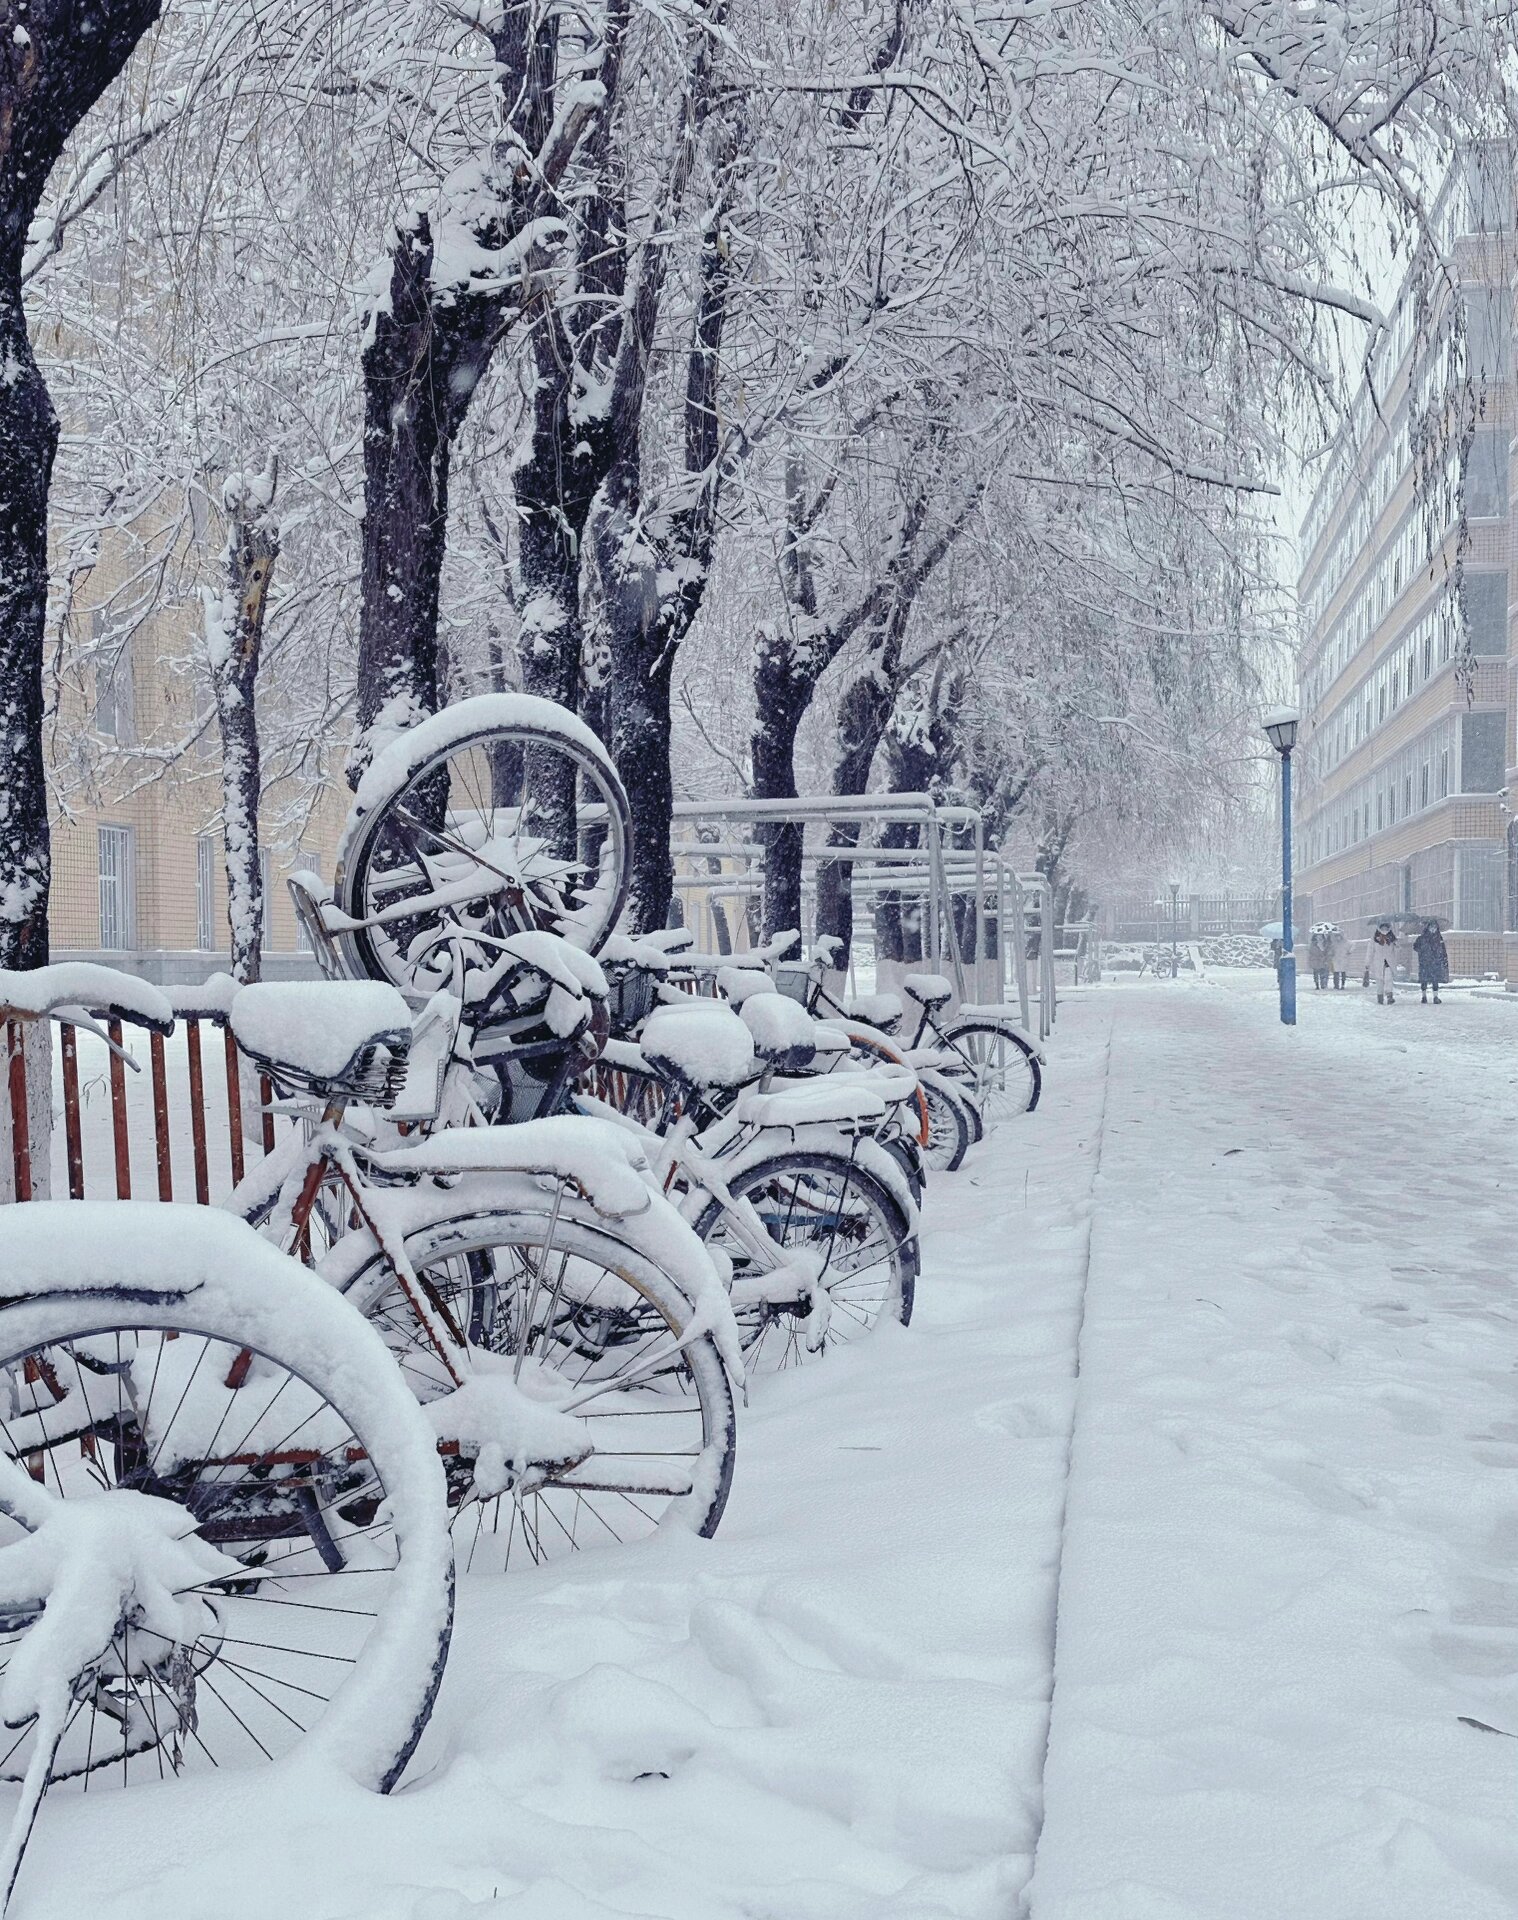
xmin=0 ymin=285 xmax=56 ymax=969
xmin=208 ymin=467 xmax=279 ymax=984
xmin=0 ymin=0 xmax=165 ymax=967
xmin=351 ymin=218 xmax=456 ymax=775
xmin=609 ymin=640 xmax=676 ymax=931
xmin=814 ymin=667 xmax=897 ymax=959
xmin=750 ymin=624 xmax=813 ymax=942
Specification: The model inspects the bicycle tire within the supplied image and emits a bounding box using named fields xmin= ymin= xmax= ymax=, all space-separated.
xmin=318 ymin=1180 xmax=738 ymax=1570
xmin=939 ymin=1018 xmax=1042 ymax=1117
xmin=690 ymin=1146 xmax=916 ymax=1371
xmin=334 ymin=698 xmax=631 ymax=998
xmin=0 ymin=1202 xmax=453 ymax=1796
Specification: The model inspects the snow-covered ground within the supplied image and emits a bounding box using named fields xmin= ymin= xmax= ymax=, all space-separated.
xmin=15 ymin=972 xmax=1518 ymax=1916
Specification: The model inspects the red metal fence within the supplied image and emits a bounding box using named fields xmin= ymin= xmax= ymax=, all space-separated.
xmin=4 ymin=1007 xmax=276 ymax=1206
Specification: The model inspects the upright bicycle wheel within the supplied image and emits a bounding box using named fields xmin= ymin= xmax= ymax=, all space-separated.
xmin=918 ymin=1073 xmax=972 ymax=1172
xmin=692 ymin=1148 xmax=916 ymax=1372
xmin=0 ymin=1205 xmax=452 ymax=1797
xmin=942 ymin=1019 xmax=1041 ymax=1119
xmin=321 ymin=1180 xmax=737 ymax=1575
xmin=334 ymin=694 xmax=630 ymax=1001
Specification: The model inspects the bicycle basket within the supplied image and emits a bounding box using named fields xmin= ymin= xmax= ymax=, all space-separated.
xmin=606 ymin=966 xmax=657 ymax=1035
xmin=773 ymin=963 xmax=812 ymax=1006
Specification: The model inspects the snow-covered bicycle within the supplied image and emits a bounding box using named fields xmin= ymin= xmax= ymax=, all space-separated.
xmin=0 ymin=1199 xmax=453 ymax=1905
xmin=580 ymin=978 xmax=921 ymax=1373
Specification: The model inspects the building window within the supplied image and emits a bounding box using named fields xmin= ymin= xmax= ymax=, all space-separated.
xmin=1458 ymin=843 xmax=1506 ymax=931
xmin=1460 ymin=710 xmax=1506 ymax=792
xmin=196 ymin=834 xmax=217 ymax=951
xmin=93 ymin=651 xmax=135 ymax=744
xmin=98 ymin=826 xmax=134 ymax=951
xmin=261 ymin=849 xmax=274 ymax=952
xmin=1376 ymin=794 xmax=1384 ymax=830
xmin=1439 ymin=749 xmax=1450 ymax=797
xmin=1465 ymin=289 xmax=1514 ymax=380
xmin=1421 ymin=764 xmax=1430 ymax=808
xmin=1461 ymin=572 xmax=1508 ymax=656
xmin=1404 ymin=775 xmax=1412 ymax=815
xmin=1466 ymin=431 xmax=1509 ymax=520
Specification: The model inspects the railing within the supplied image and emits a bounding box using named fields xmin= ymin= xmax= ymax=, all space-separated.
xmin=3 ymin=987 xmax=279 ymax=1206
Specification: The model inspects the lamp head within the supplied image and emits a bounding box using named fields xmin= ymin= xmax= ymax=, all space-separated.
xmin=1262 ymin=706 xmax=1299 ymax=756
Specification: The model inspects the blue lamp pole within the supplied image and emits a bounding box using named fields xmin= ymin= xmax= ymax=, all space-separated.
xmin=1263 ymin=707 xmax=1300 ymax=1027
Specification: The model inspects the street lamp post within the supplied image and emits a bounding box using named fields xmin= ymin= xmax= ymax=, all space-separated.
xmin=1263 ymin=707 xmax=1299 ymax=1027
xmin=1169 ymin=881 xmax=1180 ymax=979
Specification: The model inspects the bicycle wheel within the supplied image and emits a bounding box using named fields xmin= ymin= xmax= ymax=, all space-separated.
xmin=941 ymin=1019 xmax=1041 ymax=1119
xmin=0 ymin=1203 xmax=452 ymax=1796
xmin=918 ymin=1072 xmax=971 ymax=1172
xmin=320 ymin=1180 xmax=737 ymax=1575
xmin=692 ymin=1148 xmax=916 ymax=1372
xmin=334 ymin=695 xmax=630 ymax=1001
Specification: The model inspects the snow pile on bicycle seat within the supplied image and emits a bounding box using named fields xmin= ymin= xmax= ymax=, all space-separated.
xmin=716 ymin=967 xmax=773 ymax=1005
xmin=349 ymin=693 xmax=615 ymax=820
xmin=641 ymin=1003 xmax=755 ymax=1088
xmin=230 ymin=981 xmax=413 ymax=1078
xmin=902 ymin=973 xmax=955 ymax=1007
xmin=368 ymin=1115 xmax=656 ymax=1218
xmin=844 ymin=992 xmax=903 ymax=1028
xmin=0 ymin=964 xmax=173 ymax=1031
xmin=426 ymin=1353 xmax=591 ymax=1499
xmin=738 ymin=992 xmax=818 ymax=1062
xmin=0 ymin=1488 xmax=245 ymax=1730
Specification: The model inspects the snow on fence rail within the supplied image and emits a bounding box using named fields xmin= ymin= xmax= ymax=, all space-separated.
xmin=2 ymin=969 xmax=280 ymax=1205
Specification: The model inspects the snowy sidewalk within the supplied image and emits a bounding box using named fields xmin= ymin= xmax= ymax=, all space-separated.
xmin=1032 ymin=974 xmax=1518 ymax=1919
xmin=18 ymin=1016 xmax=1115 ymax=1919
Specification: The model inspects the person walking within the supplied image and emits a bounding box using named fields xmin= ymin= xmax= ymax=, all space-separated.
xmin=1414 ymin=919 xmax=1449 ymax=1004
xmin=1371 ymin=920 xmax=1399 ymax=1003
xmin=1329 ymin=924 xmax=1351 ymax=990
xmin=1308 ymin=925 xmax=1333 ymax=990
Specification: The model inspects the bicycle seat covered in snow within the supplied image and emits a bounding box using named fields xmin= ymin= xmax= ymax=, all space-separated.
xmin=640 ymin=1002 xmax=757 ymax=1092
xmin=738 ymin=991 xmax=819 ymax=1073
xmin=230 ymin=980 xmax=414 ymax=1104
xmin=902 ymin=973 xmax=954 ymax=1011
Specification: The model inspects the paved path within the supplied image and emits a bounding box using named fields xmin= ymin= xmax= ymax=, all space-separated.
xmin=1032 ymin=974 xmax=1518 ymax=1918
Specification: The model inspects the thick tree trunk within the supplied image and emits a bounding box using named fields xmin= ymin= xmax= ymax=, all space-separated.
xmin=0 ymin=0 xmax=164 ymax=967
xmin=351 ymin=218 xmax=456 ymax=775
xmin=208 ymin=469 xmax=279 ymax=984
xmin=0 ymin=289 xmax=56 ymax=968
xmin=814 ymin=667 xmax=897 ymax=959
xmin=608 ymin=640 xmax=675 ymax=931
xmin=750 ymin=625 xmax=813 ymax=942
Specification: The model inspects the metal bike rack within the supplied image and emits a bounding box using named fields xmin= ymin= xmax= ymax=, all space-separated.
xmin=670 ymin=795 xmax=1031 ymax=1015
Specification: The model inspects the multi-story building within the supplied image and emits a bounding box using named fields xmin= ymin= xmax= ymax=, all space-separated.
xmin=1294 ymin=147 xmax=1516 ymax=980
xmin=46 ymin=510 xmax=345 ymax=986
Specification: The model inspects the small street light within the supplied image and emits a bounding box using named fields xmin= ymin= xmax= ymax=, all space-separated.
xmin=1262 ymin=706 xmax=1299 ymax=1027
xmin=1169 ymin=880 xmax=1180 ymax=979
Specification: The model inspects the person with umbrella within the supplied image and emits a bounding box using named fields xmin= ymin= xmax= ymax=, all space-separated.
xmin=1307 ymin=924 xmax=1335 ymax=990
xmin=1329 ymin=923 xmax=1351 ymax=989
xmin=1370 ymin=919 xmax=1399 ymax=1003
xmin=1414 ymin=918 xmax=1449 ymax=1004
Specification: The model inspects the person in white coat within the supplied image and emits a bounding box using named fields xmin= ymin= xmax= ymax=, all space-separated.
xmin=1370 ymin=920 xmax=1399 ymax=1003
xmin=1329 ymin=925 xmax=1350 ymax=989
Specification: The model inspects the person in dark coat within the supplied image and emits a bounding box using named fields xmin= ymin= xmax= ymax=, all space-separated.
xmin=1414 ymin=920 xmax=1449 ymax=1004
